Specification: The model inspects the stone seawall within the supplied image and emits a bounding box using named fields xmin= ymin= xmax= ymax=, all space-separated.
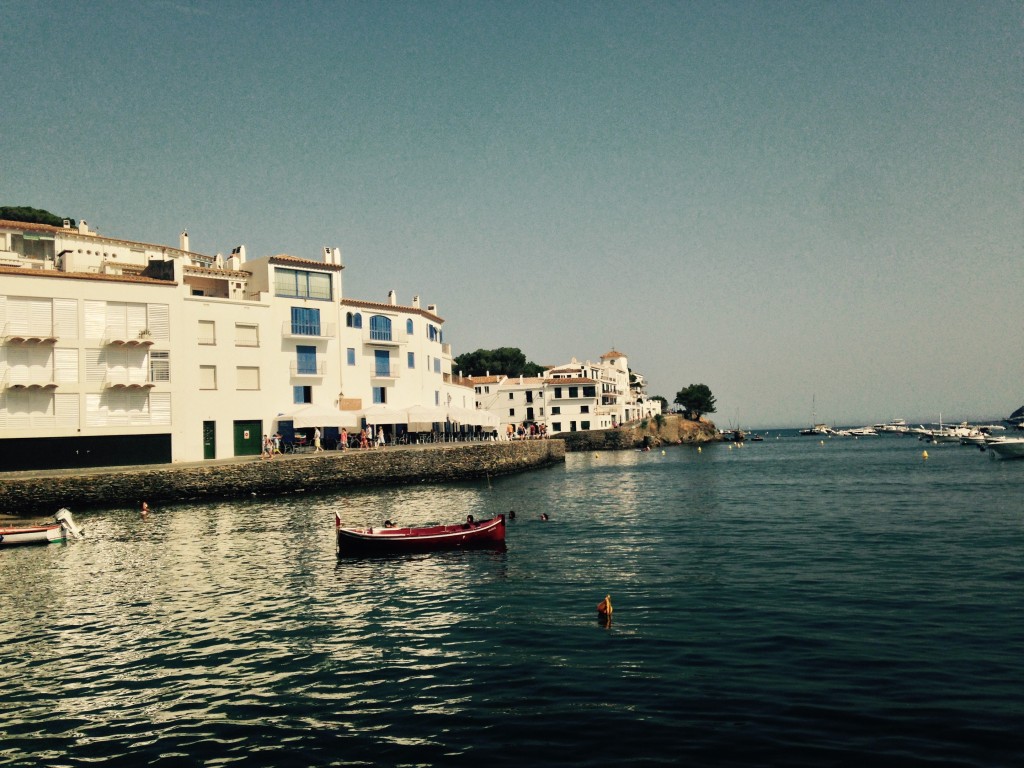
xmin=0 ymin=441 xmax=565 ymax=516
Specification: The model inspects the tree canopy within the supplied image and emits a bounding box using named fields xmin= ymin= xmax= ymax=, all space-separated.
xmin=453 ymin=347 xmax=545 ymax=378
xmin=0 ymin=206 xmax=74 ymax=227
xmin=674 ymin=384 xmax=717 ymax=420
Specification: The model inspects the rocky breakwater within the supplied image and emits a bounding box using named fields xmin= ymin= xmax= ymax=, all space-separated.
xmin=0 ymin=440 xmax=566 ymax=516
xmin=559 ymin=414 xmax=718 ymax=452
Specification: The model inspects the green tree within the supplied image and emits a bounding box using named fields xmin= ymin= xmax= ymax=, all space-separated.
xmin=0 ymin=206 xmax=74 ymax=227
xmin=674 ymin=384 xmax=717 ymax=420
xmin=454 ymin=347 xmax=544 ymax=377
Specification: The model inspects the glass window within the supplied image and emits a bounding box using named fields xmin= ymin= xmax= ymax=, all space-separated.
xmin=149 ymin=351 xmax=170 ymax=383
xmin=583 ymin=386 xmax=596 ymax=397
xmin=433 ymin=358 xmax=441 ymax=374
xmin=551 ymin=406 xmax=561 ymax=415
xmin=294 ymin=385 xmax=311 ymax=404
xmin=406 ymin=319 xmax=414 ymax=335
xmin=552 ymin=422 xmax=562 ymax=432
xmin=374 ymin=350 xmax=390 ymax=377
xmin=369 ymin=315 xmax=392 ymax=341
xmin=347 ymin=348 xmax=356 ymax=366
xmin=373 ymin=386 xmax=386 ymax=404
xmin=581 ymin=405 xmax=590 ymax=413
xmin=296 ymin=345 xmax=317 ymax=375
xmin=407 ymin=351 xmax=415 ymax=369
xmin=291 ymin=307 xmax=321 ymax=336
xmin=275 ymin=268 xmax=332 ymax=300
xmin=569 ymin=386 xmax=579 ymax=398
xmin=581 ymin=421 xmax=591 ymax=430
xmin=554 ymin=387 xmax=562 ymax=399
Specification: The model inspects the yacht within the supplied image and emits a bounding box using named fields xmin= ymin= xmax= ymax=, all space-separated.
xmin=984 ymin=435 xmax=1024 ymax=459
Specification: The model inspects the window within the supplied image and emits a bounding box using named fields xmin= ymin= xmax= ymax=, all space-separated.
xmin=569 ymin=386 xmax=579 ymax=398
xmin=581 ymin=421 xmax=591 ymax=430
xmin=374 ymin=350 xmax=390 ymax=377
xmin=237 ymin=366 xmax=260 ymax=390
xmin=373 ymin=386 xmax=387 ymax=404
xmin=407 ymin=351 xmax=415 ymax=369
xmin=435 ymin=390 xmax=440 ymax=406
xmin=236 ymin=323 xmax=259 ymax=347
xmin=369 ymin=315 xmax=392 ymax=341
xmin=347 ymin=348 xmax=356 ymax=366
xmin=149 ymin=351 xmax=170 ymax=383
xmin=345 ymin=312 xmax=362 ymax=329
xmin=198 ymin=320 xmax=215 ymax=345
xmin=509 ymin=408 xmax=515 ymax=417
xmin=552 ymin=422 xmax=562 ymax=432
xmin=406 ymin=319 xmax=414 ymax=335
xmin=296 ymin=345 xmax=317 ymax=375
xmin=526 ymin=391 xmax=534 ymax=403
xmin=428 ymin=324 xmax=438 ymax=341
xmin=583 ymin=386 xmax=596 ymax=397
xmin=199 ymin=365 xmax=217 ymax=390
xmin=508 ymin=393 xmax=514 ymax=400
xmin=433 ymin=358 xmax=441 ymax=374
xmin=554 ymin=387 xmax=562 ymax=399
xmin=581 ymin=405 xmax=590 ymax=413
xmin=275 ymin=268 xmax=332 ymax=300
xmin=294 ymin=385 xmax=312 ymax=404
xmin=291 ymin=307 xmax=321 ymax=336
xmin=551 ymin=406 xmax=561 ymax=415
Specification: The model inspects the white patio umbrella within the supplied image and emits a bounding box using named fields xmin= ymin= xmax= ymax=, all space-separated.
xmin=361 ymin=404 xmax=409 ymax=425
xmin=276 ymin=403 xmax=360 ymax=429
xmin=406 ymin=404 xmax=449 ymax=428
xmin=448 ymin=405 xmax=498 ymax=427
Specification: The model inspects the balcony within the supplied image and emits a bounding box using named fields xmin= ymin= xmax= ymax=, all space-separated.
xmin=290 ymin=361 xmax=326 ymax=377
xmin=362 ymin=328 xmax=408 ymax=347
xmin=2 ymin=322 xmax=60 ymax=344
xmin=282 ymin=321 xmax=336 ymax=339
xmin=104 ymin=371 xmax=156 ymax=389
xmin=370 ymin=361 xmax=402 ymax=380
xmin=105 ymin=327 xmax=154 ymax=346
xmin=3 ymin=370 xmax=57 ymax=389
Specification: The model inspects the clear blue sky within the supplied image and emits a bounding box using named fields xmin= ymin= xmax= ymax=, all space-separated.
xmin=3 ymin=1 xmax=1021 ymax=427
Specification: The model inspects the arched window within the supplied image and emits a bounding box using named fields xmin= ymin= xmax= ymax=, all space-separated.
xmin=369 ymin=315 xmax=392 ymax=342
xmin=406 ymin=318 xmax=414 ymax=335
xmin=354 ymin=313 xmax=363 ymax=329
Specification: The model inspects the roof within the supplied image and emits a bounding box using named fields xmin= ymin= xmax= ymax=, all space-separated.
xmin=341 ymin=298 xmax=443 ymax=323
xmin=0 ymin=264 xmax=177 ymax=286
xmin=268 ymin=254 xmax=343 ymax=272
xmin=467 ymin=375 xmax=505 ymax=385
xmin=545 ymin=376 xmax=598 ymax=385
xmin=601 ymin=349 xmax=626 ymax=360
xmin=0 ymin=219 xmax=201 ymax=259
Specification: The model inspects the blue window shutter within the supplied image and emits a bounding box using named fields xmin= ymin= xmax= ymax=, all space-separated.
xmin=374 ymin=350 xmax=390 ymax=376
xmin=297 ymin=345 xmax=317 ymax=374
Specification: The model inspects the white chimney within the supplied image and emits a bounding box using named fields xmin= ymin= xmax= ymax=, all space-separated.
xmin=412 ymin=295 xmax=420 ymax=308
xmin=180 ymin=230 xmax=189 ymax=252
xmin=215 ymin=253 xmax=224 ymax=269
xmin=78 ymin=220 xmax=90 ymax=234
xmin=427 ymin=303 xmax=437 ymax=314
xmin=387 ymin=290 xmax=397 ymax=305
xmin=62 ymin=219 xmax=71 ymax=229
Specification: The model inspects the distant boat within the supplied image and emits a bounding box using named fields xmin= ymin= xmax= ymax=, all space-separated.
xmin=873 ymin=419 xmax=910 ymax=436
xmin=799 ymin=396 xmax=831 ymax=435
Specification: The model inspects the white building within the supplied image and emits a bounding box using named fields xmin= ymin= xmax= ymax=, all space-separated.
xmin=0 ymin=218 xmax=480 ymax=469
xmin=468 ymin=349 xmax=659 ymax=436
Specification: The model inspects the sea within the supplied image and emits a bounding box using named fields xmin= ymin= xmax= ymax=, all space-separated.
xmin=1 ymin=434 xmax=1021 ymax=768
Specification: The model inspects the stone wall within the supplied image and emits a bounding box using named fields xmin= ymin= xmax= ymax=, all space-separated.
xmin=559 ymin=414 xmax=719 ymax=452
xmin=0 ymin=441 xmax=565 ymax=516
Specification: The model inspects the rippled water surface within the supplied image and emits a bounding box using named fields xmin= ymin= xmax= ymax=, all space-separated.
xmin=2 ymin=436 xmax=1022 ymax=766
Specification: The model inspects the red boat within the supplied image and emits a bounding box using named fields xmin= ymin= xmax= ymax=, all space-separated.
xmin=336 ymin=512 xmax=506 ymax=554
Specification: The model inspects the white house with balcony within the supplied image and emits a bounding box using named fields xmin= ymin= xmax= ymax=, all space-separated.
xmin=0 ymin=217 xmax=487 ymax=469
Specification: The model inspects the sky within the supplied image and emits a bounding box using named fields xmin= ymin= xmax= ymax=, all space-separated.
xmin=3 ymin=0 xmax=1021 ymax=428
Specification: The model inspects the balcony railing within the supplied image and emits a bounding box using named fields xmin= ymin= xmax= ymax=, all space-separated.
xmin=370 ymin=361 xmax=402 ymax=379
xmin=282 ymin=321 xmax=336 ymax=339
xmin=104 ymin=371 xmax=156 ymax=388
xmin=2 ymin=322 xmax=60 ymax=344
xmin=104 ymin=327 xmax=155 ymax=346
xmin=290 ymin=361 xmax=326 ymax=377
xmin=362 ymin=328 xmax=408 ymax=346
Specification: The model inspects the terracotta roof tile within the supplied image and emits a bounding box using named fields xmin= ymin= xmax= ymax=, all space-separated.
xmin=0 ymin=265 xmax=177 ymax=286
xmin=342 ymin=298 xmax=443 ymax=323
xmin=269 ymin=254 xmax=343 ymax=272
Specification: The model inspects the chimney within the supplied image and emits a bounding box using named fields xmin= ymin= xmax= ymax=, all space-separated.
xmin=229 ymin=245 xmax=246 ymax=270
xmin=412 ymin=295 xmax=420 ymax=308
xmin=180 ymin=230 xmax=189 ymax=252
xmin=427 ymin=303 xmax=437 ymax=314
xmin=78 ymin=220 xmax=90 ymax=235
xmin=215 ymin=253 xmax=224 ymax=269
xmin=387 ymin=290 xmax=397 ymax=305
xmin=62 ymin=219 xmax=71 ymax=229
xmin=323 ymin=246 xmax=332 ymax=263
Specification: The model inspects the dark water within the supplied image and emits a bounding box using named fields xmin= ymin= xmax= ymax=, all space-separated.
xmin=2 ymin=436 xmax=1022 ymax=767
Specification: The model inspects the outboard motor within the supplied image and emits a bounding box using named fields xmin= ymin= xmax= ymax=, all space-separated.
xmin=54 ymin=508 xmax=85 ymax=540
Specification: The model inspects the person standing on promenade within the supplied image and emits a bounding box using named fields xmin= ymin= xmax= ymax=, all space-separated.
xmin=313 ymin=427 xmax=323 ymax=452
xmin=341 ymin=427 xmax=349 ymax=451
xmin=376 ymin=428 xmax=386 ymax=449
xmin=262 ymin=434 xmax=273 ymax=459
xmin=359 ymin=428 xmax=369 ymax=449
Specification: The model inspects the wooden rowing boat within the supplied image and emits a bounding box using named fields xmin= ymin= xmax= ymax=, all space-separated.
xmin=0 ymin=509 xmax=85 ymax=547
xmin=336 ymin=512 xmax=505 ymax=554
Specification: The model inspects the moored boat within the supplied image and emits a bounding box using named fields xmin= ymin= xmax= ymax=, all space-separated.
xmin=336 ymin=512 xmax=506 ymax=554
xmin=984 ymin=436 xmax=1024 ymax=460
xmin=0 ymin=509 xmax=85 ymax=547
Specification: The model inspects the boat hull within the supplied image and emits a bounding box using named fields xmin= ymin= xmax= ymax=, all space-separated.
xmin=337 ymin=514 xmax=506 ymax=554
xmin=986 ymin=438 xmax=1024 ymax=459
xmin=0 ymin=524 xmax=65 ymax=546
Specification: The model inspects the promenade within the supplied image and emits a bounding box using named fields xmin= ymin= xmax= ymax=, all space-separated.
xmin=0 ymin=439 xmax=565 ymax=517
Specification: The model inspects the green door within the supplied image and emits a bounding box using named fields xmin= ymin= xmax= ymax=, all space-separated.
xmin=203 ymin=421 xmax=216 ymax=460
xmin=233 ymin=420 xmax=262 ymax=457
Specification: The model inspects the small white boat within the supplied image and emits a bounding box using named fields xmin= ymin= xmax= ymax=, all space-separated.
xmin=0 ymin=509 xmax=85 ymax=547
xmin=985 ymin=436 xmax=1024 ymax=460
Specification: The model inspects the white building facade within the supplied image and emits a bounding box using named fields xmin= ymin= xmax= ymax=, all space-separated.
xmin=0 ymin=218 xmax=475 ymax=469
